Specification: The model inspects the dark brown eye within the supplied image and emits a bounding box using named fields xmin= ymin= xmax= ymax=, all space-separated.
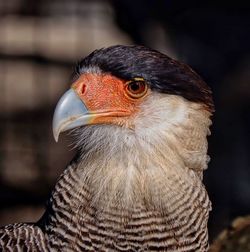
xmin=125 ymin=79 xmax=148 ymax=98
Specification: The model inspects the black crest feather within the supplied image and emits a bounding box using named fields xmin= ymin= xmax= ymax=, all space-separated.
xmin=75 ymin=45 xmax=214 ymax=112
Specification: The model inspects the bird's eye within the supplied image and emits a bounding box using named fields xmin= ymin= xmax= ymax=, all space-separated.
xmin=125 ymin=80 xmax=148 ymax=99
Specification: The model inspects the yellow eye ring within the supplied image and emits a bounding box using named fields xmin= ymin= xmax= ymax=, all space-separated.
xmin=125 ymin=78 xmax=148 ymax=99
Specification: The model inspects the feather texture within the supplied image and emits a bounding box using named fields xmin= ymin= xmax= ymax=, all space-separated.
xmin=0 ymin=46 xmax=213 ymax=252
xmin=0 ymin=53 xmax=213 ymax=251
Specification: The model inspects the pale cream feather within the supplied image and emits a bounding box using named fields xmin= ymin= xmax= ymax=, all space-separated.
xmin=71 ymin=92 xmax=212 ymax=214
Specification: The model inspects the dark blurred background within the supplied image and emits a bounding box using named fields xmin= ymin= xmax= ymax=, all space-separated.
xmin=0 ymin=0 xmax=250 ymax=242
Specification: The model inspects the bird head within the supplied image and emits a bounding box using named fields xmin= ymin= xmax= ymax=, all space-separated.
xmin=53 ymin=45 xmax=213 ymax=143
xmin=53 ymin=73 xmax=150 ymax=142
xmin=54 ymin=46 xmax=215 ymax=180
xmin=52 ymin=45 xmax=214 ymax=208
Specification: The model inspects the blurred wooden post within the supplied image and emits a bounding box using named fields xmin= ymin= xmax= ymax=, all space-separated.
xmin=209 ymin=216 xmax=250 ymax=252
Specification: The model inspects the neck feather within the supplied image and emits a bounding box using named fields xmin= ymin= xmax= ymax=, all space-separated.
xmin=70 ymin=96 xmax=212 ymax=212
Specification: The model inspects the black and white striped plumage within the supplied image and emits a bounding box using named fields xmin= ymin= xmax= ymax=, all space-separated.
xmin=0 ymin=45 xmax=213 ymax=251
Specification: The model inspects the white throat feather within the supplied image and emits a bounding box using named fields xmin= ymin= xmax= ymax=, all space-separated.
xmin=71 ymin=93 xmax=212 ymax=213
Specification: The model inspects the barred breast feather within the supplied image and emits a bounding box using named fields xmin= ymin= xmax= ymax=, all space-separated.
xmin=42 ymin=160 xmax=210 ymax=252
xmin=0 ymin=45 xmax=213 ymax=251
xmin=0 ymin=161 xmax=211 ymax=252
xmin=0 ymin=223 xmax=47 ymax=251
xmin=0 ymin=97 xmax=212 ymax=251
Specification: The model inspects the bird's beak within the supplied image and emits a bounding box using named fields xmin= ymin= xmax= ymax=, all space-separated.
xmin=52 ymin=89 xmax=94 ymax=142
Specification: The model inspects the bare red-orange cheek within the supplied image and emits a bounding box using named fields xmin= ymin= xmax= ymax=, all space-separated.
xmin=72 ymin=74 xmax=141 ymax=124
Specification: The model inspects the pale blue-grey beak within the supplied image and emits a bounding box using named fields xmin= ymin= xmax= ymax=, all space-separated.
xmin=52 ymin=89 xmax=93 ymax=142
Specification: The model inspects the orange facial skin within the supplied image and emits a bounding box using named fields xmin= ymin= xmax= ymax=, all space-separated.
xmin=72 ymin=73 xmax=149 ymax=127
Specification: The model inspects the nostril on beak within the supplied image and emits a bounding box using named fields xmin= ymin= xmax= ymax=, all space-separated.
xmin=81 ymin=84 xmax=86 ymax=95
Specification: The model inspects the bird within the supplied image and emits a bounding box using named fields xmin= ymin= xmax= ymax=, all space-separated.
xmin=0 ymin=45 xmax=214 ymax=251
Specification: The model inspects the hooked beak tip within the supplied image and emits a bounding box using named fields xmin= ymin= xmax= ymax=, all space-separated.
xmin=52 ymin=89 xmax=89 ymax=143
xmin=53 ymin=131 xmax=59 ymax=142
xmin=52 ymin=118 xmax=61 ymax=142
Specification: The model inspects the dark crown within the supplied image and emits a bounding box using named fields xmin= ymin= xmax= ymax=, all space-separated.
xmin=75 ymin=45 xmax=214 ymax=112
